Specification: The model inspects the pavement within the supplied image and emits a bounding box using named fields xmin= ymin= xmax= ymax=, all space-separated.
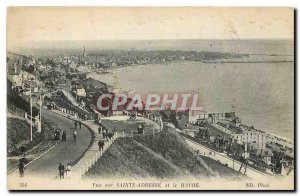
xmin=10 ymin=109 xmax=92 ymax=179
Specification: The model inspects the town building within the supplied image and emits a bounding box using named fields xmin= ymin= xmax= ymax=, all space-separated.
xmin=252 ymin=148 xmax=273 ymax=165
xmin=188 ymin=110 xmax=208 ymax=124
xmin=74 ymin=85 xmax=87 ymax=97
xmin=239 ymin=124 xmax=267 ymax=149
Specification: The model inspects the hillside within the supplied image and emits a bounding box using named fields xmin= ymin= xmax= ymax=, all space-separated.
xmin=85 ymin=129 xmax=215 ymax=180
xmin=7 ymin=117 xmax=59 ymax=156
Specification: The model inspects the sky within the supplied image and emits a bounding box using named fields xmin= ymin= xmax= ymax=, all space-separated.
xmin=7 ymin=7 xmax=294 ymax=48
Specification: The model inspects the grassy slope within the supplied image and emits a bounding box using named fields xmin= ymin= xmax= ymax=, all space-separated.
xmin=7 ymin=117 xmax=61 ymax=173
xmin=200 ymin=156 xmax=244 ymax=180
xmin=85 ymin=129 xmax=213 ymax=179
xmin=7 ymin=118 xmax=59 ymax=156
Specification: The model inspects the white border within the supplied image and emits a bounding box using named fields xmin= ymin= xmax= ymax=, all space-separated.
xmin=0 ymin=0 xmax=299 ymax=6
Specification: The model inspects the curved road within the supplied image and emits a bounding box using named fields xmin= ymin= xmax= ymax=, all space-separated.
xmin=13 ymin=109 xmax=92 ymax=179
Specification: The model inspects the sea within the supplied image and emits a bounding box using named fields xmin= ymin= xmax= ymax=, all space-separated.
xmin=87 ymin=39 xmax=294 ymax=140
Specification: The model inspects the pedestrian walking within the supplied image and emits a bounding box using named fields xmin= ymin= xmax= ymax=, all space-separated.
xmin=62 ymin=131 xmax=67 ymax=141
xmin=98 ymin=125 xmax=102 ymax=135
xmin=74 ymin=121 xmax=77 ymax=129
xmin=18 ymin=160 xmax=25 ymax=177
xmin=54 ymin=130 xmax=60 ymax=140
xmin=137 ymin=125 xmax=143 ymax=134
xmin=73 ymin=130 xmax=77 ymax=142
xmin=58 ymin=163 xmax=65 ymax=179
xmin=98 ymin=140 xmax=104 ymax=151
xmin=79 ymin=121 xmax=82 ymax=129
xmin=20 ymin=145 xmax=26 ymax=157
xmin=107 ymin=132 xmax=114 ymax=141
xmin=65 ymin=162 xmax=72 ymax=179
xmin=102 ymin=128 xmax=107 ymax=140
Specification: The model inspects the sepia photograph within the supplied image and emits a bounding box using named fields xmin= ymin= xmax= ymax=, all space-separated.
xmin=6 ymin=7 xmax=294 ymax=190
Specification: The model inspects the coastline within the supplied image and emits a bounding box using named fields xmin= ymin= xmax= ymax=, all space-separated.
xmin=87 ymin=61 xmax=293 ymax=142
xmin=90 ymin=60 xmax=195 ymax=76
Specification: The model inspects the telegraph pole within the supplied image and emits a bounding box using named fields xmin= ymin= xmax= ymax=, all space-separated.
xmin=30 ymin=84 xmax=33 ymax=142
xmin=39 ymin=84 xmax=42 ymax=133
xmin=38 ymin=83 xmax=44 ymax=132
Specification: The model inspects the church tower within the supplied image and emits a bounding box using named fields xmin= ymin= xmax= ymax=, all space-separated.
xmin=83 ymin=46 xmax=86 ymax=58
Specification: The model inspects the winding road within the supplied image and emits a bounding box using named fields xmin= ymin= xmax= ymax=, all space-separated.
xmin=12 ymin=109 xmax=92 ymax=179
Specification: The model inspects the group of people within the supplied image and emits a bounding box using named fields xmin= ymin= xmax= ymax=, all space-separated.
xmin=74 ymin=121 xmax=82 ymax=129
xmin=76 ymin=113 xmax=88 ymax=121
xmin=98 ymin=124 xmax=116 ymax=141
xmin=97 ymin=123 xmax=117 ymax=151
xmin=53 ymin=120 xmax=81 ymax=142
xmin=58 ymin=162 xmax=72 ymax=179
xmin=54 ymin=130 xmax=67 ymax=141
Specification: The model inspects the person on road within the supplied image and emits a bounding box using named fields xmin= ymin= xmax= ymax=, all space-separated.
xmin=98 ymin=140 xmax=104 ymax=152
xmin=65 ymin=162 xmax=72 ymax=179
xmin=137 ymin=125 xmax=143 ymax=134
xmin=58 ymin=163 xmax=65 ymax=179
xmin=98 ymin=125 xmax=102 ymax=135
xmin=62 ymin=131 xmax=67 ymax=141
xmin=54 ymin=130 xmax=60 ymax=140
xmin=79 ymin=121 xmax=82 ymax=129
xmin=18 ymin=160 xmax=25 ymax=177
xmin=73 ymin=130 xmax=77 ymax=142
xmin=20 ymin=145 xmax=26 ymax=157
xmin=102 ymin=128 xmax=107 ymax=140
xmin=74 ymin=121 xmax=77 ymax=129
